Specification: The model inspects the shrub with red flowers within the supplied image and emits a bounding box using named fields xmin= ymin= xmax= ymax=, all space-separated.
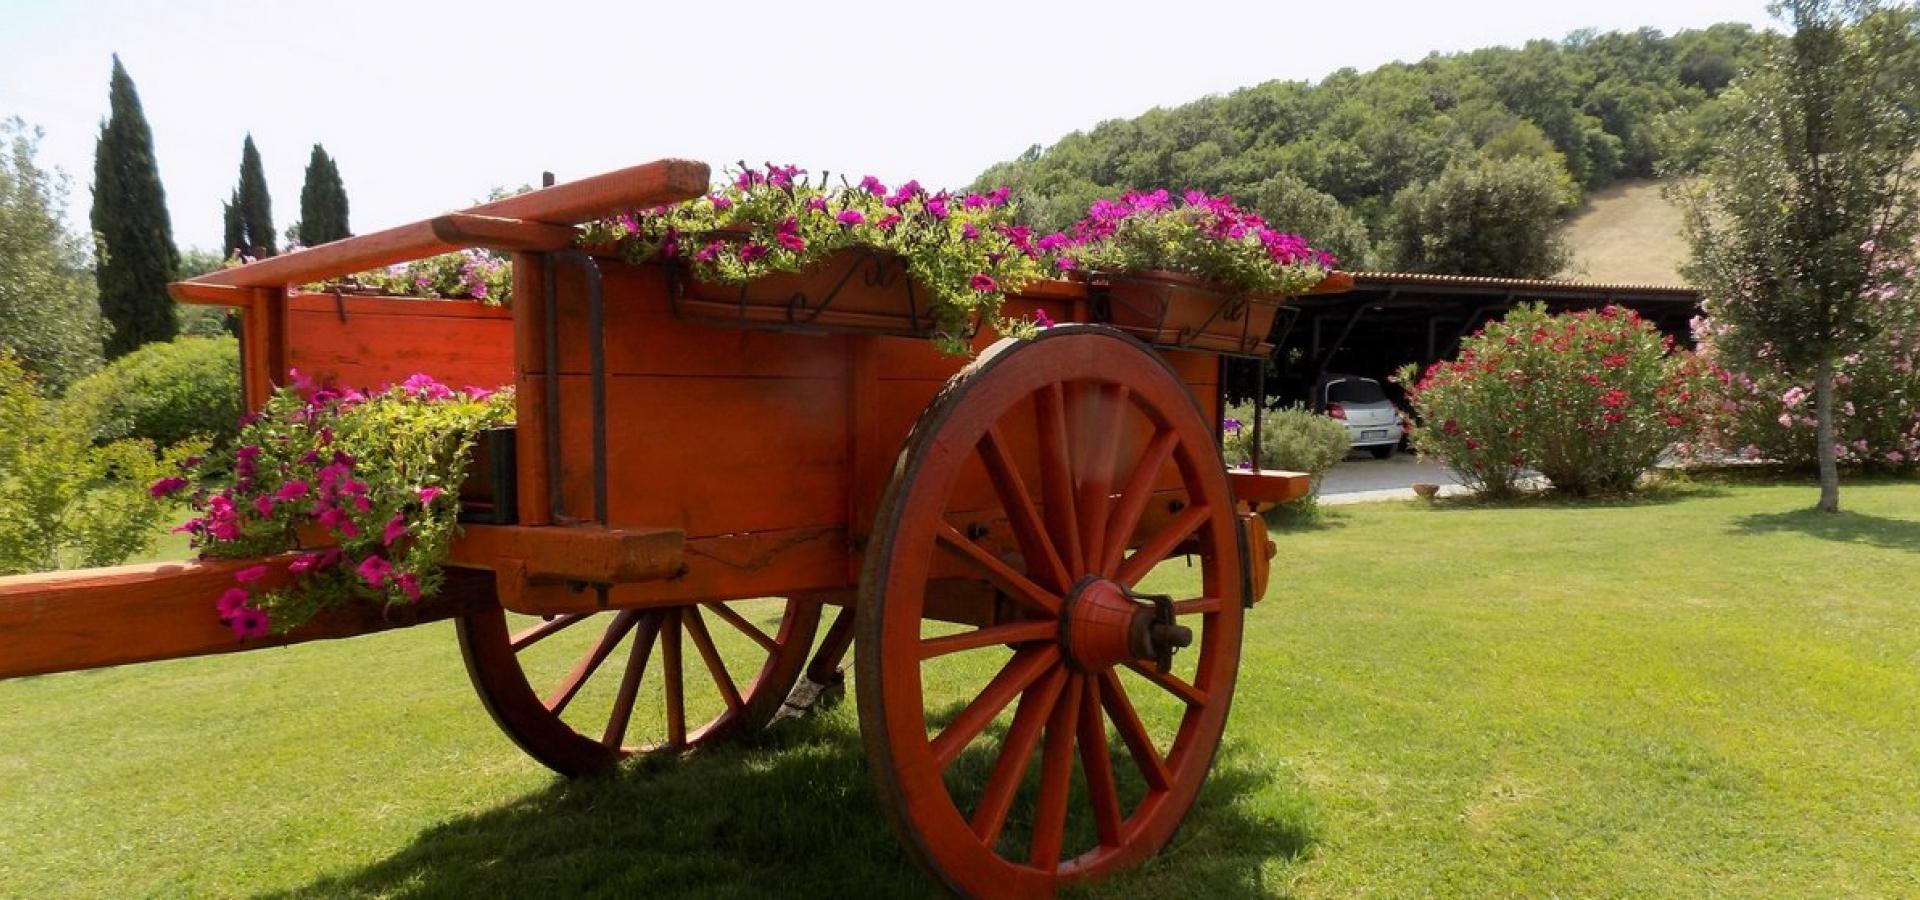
xmin=160 ymin=373 xmax=513 ymax=636
xmin=583 ymin=163 xmax=1046 ymax=355
xmin=1048 ymin=189 xmax=1336 ymax=295
xmin=1398 ymin=303 xmax=1712 ymax=497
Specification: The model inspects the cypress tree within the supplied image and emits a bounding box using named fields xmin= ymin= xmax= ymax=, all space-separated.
xmin=221 ymin=191 xmax=243 ymax=259
xmin=90 ymin=54 xmax=178 ymax=357
xmin=229 ymin=134 xmax=275 ymax=258
xmin=297 ymin=144 xmax=350 ymax=246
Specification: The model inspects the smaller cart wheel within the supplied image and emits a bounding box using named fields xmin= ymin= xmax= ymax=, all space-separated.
xmin=857 ymin=327 xmax=1246 ymax=895
xmin=459 ymin=597 xmax=821 ymax=777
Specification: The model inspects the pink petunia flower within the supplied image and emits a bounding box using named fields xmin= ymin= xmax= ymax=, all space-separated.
xmin=357 ymin=555 xmax=393 ymax=589
xmin=229 ymin=606 xmax=271 ymax=639
xmin=149 ymin=477 xmax=189 ymax=498
xmin=216 ymin=587 xmax=251 ymax=618
xmin=382 ymin=515 xmax=409 ymax=546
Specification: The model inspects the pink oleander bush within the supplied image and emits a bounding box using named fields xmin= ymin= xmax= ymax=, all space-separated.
xmin=1398 ymin=303 xmax=1713 ymax=497
xmin=154 ymin=372 xmax=513 ymax=637
xmin=1693 ymin=242 xmax=1920 ymax=472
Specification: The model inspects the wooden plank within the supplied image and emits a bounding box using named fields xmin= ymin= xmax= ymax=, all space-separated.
xmin=502 ymin=526 xmax=850 ymax=616
xmin=0 ymin=560 xmax=487 ymax=680
xmin=448 ymin=524 xmax=684 ymax=584
xmin=429 ymin=213 xmax=578 ymax=252
xmin=1229 ymin=469 xmax=1312 ymax=505
xmin=168 ymin=281 xmax=248 ymax=307
xmin=190 ymin=159 xmax=709 ymax=289
xmin=283 ymin=300 xmax=514 ymax=392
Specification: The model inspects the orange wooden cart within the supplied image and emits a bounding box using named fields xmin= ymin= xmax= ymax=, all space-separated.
xmin=0 ymin=159 xmax=1333 ymax=897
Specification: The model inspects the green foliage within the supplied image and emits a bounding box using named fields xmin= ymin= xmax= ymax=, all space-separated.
xmin=1384 ymin=155 xmax=1575 ymax=276
xmin=0 ymin=117 xmax=104 ymax=391
xmin=62 ymin=335 xmax=240 ymax=448
xmin=1400 ymin=304 xmax=1711 ymax=497
xmin=1239 ymin=173 xmax=1373 ymax=267
xmin=225 ymin=134 xmax=276 ymax=258
xmin=1678 ymin=0 xmax=1920 ymax=511
xmin=1222 ymin=401 xmax=1350 ymax=475
xmin=297 ymin=143 xmax=351 ymax=246
xmin=585 ymin=164 xmax=1046 ymax=354
xmin=90 ymin=56 xmax=179 ymax=359
xmin=174 ymin=377 xmax=514 ymax=635
xmin=0 ymin=352 xmax=199 ymax=574
xmin=973 ymin=25 xmax=1774 ymax=259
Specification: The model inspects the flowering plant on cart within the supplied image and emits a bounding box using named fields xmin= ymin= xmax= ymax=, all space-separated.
xmin=581 ymin=163 xmax=1048 ymax=354
xmin=154 ymin=374 xmax=514 ymax=636
xmin=1047 ymin=189 xmax=1337 ymax=296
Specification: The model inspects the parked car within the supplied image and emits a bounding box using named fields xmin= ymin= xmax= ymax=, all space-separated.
xmin=1312 ymin=374 xmax=1403 ymax=459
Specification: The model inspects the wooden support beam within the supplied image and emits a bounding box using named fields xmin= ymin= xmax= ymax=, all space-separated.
xmin=1229 ymin=469 xmax=1313 ymax=506
xmin=448 ymin=524 xmax=684 ymax=585
xmin=428 ymin=213 xmax=578 ymax=253
xmin=167 ymin=280 xmax=249 ymax=307
xmin=187 ymin=159 xmax=708 ymax=289
xmin=0 ymin=560 xmax=489 ymax=680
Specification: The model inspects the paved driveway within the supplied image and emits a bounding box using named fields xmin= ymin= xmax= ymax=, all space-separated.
xmin=1317 ymin=450 xmax=1468 ymax=503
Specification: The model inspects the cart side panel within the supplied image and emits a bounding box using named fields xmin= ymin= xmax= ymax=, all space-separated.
xmin=526 ymin=260 xmax=853 ymax=539
xmin=284 ymin=293 xmax=515 ymax=392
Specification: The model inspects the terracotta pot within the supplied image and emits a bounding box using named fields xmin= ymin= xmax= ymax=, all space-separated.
xmin=1411 ymin=482 xmax=1441 ymax=500
xmin=1092 ymin=269 xmax=1283 ymax=355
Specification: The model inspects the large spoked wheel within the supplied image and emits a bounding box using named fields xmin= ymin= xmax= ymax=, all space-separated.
xmin=857 ymin=326 xmax=1246 ymax=896
xmin=459 ymin=597 xmax=821 ymax=777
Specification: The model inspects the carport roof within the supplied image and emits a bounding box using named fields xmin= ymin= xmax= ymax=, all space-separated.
xmin=1334 ymin=271 xmax=1699 ymax=303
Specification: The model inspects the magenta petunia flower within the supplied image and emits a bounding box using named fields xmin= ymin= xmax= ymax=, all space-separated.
xmin=288 ymin=552 xmax=321 ymax=575
xmin=382 ymin=515 xmax=409 ymax=546
xmin=235 ymin=564 xmax=270 ymax=584
xmin=836 ymin=209 xmax=865 ymax=227
xmin=229 ymin=606 xmax=271 ymax=639
xmin=876 ymin=213 xmax=902 ymax=230
xmin=961 ymin=223 xmax=980 ymax=241
xmin=969 ymin=274 xmax=997 ymax=293
xmin=1034 ymin=310 xmax=1055 ymax=329
xmin=418 ymin=486 xmax=442 ymax=505
xmin=926 ymin=198 xmax=949 ymax=220
xmin=739 ymin=243 xmax=769 ymax=263
xmin=357 ymin=555 xmax=393 ymax=589
xmin=273 ymin=480 xmax=310 ymax=503
xmin=216 ymin=587 xmax=251 ymax=618
xmin=1055 ymin=257 xmax=1078 ymax=272
xmin=710 ymin=195 xmax=734 ymax=211
xmin=253 ymin=495 xmax=274 ymax=516
xmin=859 ymin=175 xmax=887 ymax=196
xmin=396 ymin=572 xmax=422 ymax=602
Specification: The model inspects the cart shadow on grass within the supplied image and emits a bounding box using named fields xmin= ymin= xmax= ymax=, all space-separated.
xmin=271 ymin=700 xmax=1315 ymax=899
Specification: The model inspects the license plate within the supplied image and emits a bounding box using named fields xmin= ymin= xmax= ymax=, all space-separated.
xmin=1361 ymin=430 xmax=1390 ymax=440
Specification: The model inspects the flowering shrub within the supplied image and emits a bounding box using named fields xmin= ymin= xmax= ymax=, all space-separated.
xmin=1694 ymin=243 xmax=1920 ymax=471
xmin=1050 ymin=189 xmax=1336 ymax=295
xmin=1398 ymin=304 xmax=1711 ymax=497
xmin=305 ymin=249 xmax=512 ymax=305
xmin=583 ymin=163 xmax=1046 ymax=354
xmin=157 ymin=373 xmax=513 ymax=637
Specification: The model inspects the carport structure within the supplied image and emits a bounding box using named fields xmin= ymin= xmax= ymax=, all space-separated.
xmin=1258 ymin=271 xmax=1702 ymax=403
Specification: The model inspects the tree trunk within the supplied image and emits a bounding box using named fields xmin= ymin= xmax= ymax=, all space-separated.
xmin=1813 ymin=358 xmax=1841 ymax=513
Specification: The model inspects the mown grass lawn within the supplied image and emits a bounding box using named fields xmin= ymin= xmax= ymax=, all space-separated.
xmin=3 ymin=480 xmax=1918 ymax=898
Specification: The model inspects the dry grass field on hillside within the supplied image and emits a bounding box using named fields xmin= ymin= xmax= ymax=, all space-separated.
xmin=1558 ymin=179 xmax=1689 ymax=286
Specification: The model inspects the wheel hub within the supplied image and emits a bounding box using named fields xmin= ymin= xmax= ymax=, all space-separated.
xmin=1061 ymin=578 xmax=1192 ymax=672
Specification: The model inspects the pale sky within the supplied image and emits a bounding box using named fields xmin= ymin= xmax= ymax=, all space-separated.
xmin=0 ymin=0 xmax=1776 ymax=252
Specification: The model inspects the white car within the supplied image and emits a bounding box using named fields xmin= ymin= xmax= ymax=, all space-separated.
xmin=1314 ymin=374 xmax=1404 ymax=459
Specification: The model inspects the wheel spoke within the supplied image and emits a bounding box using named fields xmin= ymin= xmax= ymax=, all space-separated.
xmin=510 ymin=613 xmax=587 ymax=652
xmin=662 ymin=608 xmax=686 ymax=748
xmin=1101 ymin=428 xmax=1177 ymax=577
xmin=544 ymin=610 xmax=640 ymax=716
xmin=701 ymin=601 xmax=779 ymax=655
xmin=682 ymin=606 xmax=744 ymax=714
xmin=931 ymin=645 xmax=1060 ymax=768
xmin=978 ymin=426 xmax=1072 ymax=593
xmin=1115 ymin=503 xmax=1210 ymax=587
xmin=936 ymin=523 xmax=1061 ymax=617
xmin=919 ymin=619 xmax=1059 ymax=661
xmin=969 ymin=665 xmax=1068 ymax=846
xmin=1075 ymin=385 xmax=1130 ymax=578
xmin=1123 ymin=660 xmax=1209 ymax=708
xmin=1034 ymin=381 xmax=1084 ymax=573
xmin=1098 ymin=669 xmax=1171 ymax=791
xmin=1028 ymin=673 xmax=1084 ymax=868
xmin=600 ymin=612 xmax=664 ymax=748
xmin=1077 ymin=675 xmax=1124 ymax=848
xmin=1173 ymin=597 xmax=1222 ymax=616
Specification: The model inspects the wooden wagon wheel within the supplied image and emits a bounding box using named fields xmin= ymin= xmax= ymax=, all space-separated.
xmin=856 ymin=326 xmax=1247 ymax=895
xmin=458 ymin=597 xmax=821 ymax=777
